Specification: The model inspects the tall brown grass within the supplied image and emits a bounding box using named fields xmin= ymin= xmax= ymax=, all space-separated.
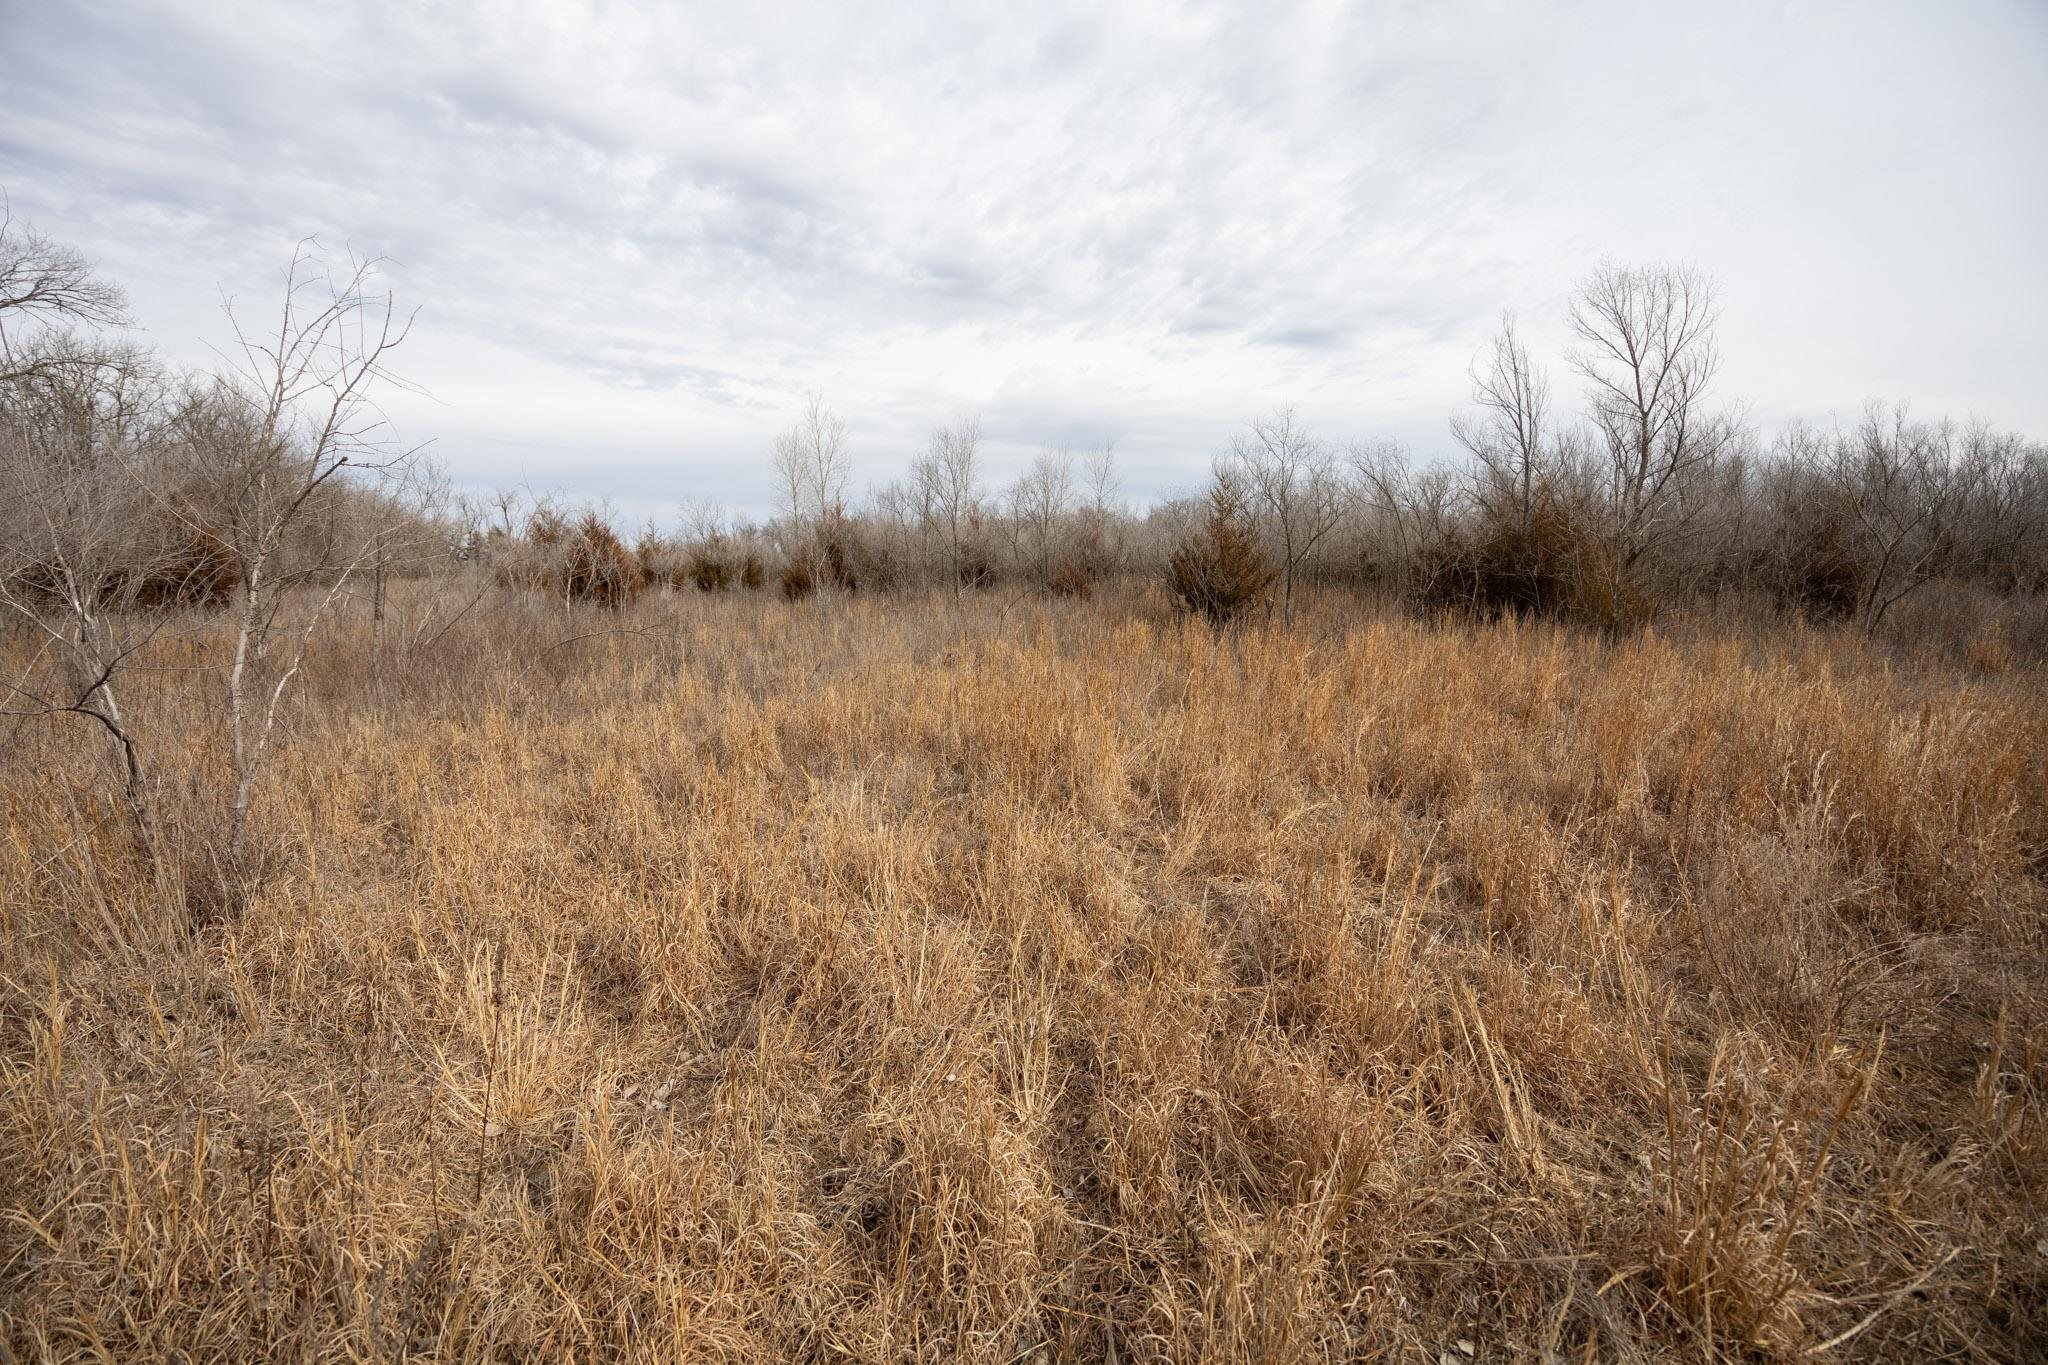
xmin=2 ymin=584 xmax=2044 ymax=1360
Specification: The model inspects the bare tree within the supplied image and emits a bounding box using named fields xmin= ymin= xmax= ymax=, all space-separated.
xmin=1229 ymin=408 xmax=1346 ymax=624
xmin=770 ymin=392 xmax=850 ymax=575
xmin=0 ymin=213 xmax=167 ymax=859
xmin=1083 ymin=443 xmax=1119 ymax=513
xmin=865 ymin=479 xmax=920 ymax=587
xmin=354 ymin=457 xmax=452 ymax=666
xmin=1452 ymin=311 xmax=1552 ymax=536
xmin=1951 ymin=422 xmax=2047 ymax=591
xmin=911 ymin=416 xmax=983 ymax=597
xmin=0 ymin=339 xmax=175 ymax=857
xmin=1075 ymin=442 xmax=1125 ymax=578
xmin=193 ymin=242 xmax=422 ymax=874
xmin=1568 ymin=262 xmax=1740 ymax=594
xmin=1007 ymin=447 xmax=1074 ymax=587
xmin=0 ymin=203 xmax=131 ymax=382
xmin=1824 ymin=404 xmax=1969 ymax=634
xmin=1349 ymin=438 xmax=1461 ymax=602
xmin=1 ymin=228 xmax=431 ymax=889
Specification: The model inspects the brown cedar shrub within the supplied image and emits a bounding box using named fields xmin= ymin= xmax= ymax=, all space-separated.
xmin=1047 ymin=558 xmax=1093 ymax=599
xmin=526 ymin=505 xmax=568 ymax=549
xmin=632 ymin=530 xmax=678 ymax=589
xmin=687 ymin=551 xmax=733 ymax=592
xmin=1424 ymin=497 xmax=1649 ymax=630
xmin=819 ymin=513 xmax=907 ymax=593
xmin=740 ymin=552 xmax=766 ymax=590
xmin=822 ymin=535 xmax=858 ymax=593
xmin=779 ymin=561 xmax=815 ymax=600
xmin=498 ymin=508 xmax=644 ymax=607
xmin=560 ymin=512 xmax=643 ymax=609
xmin=1165 ymin=474 xmax=1275 ymax=626
xmin=21 ymin=495 xmax=242 ymax=611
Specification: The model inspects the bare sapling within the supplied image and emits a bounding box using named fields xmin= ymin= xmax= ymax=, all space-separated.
xmin=200 ymin=241 xmax=425 ymax=884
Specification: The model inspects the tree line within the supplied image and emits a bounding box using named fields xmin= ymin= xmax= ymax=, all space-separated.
xmin=486 ymin=260 xmax=2045 ymax=640
xmin=8 ymin=214 xmax=2045 ymax=648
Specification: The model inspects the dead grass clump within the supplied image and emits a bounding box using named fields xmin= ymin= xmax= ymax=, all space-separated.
xmin=1645 ymin=1032 xmax=1880 ymax=1356
xmin=1966 ymin=618 xmax=2014 ymax=675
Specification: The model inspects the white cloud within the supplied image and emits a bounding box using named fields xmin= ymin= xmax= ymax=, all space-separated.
xmin=5 ymin=0 xmax=2044 ymax=522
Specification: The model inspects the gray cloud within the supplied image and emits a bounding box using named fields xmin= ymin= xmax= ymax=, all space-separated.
xmin=3 ymin=0 xmax=2044 ymax=523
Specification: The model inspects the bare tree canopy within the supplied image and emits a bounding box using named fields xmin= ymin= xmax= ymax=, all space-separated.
xmin=206 ymin=242 xmax=424 ymax=865
xmin=771 ymin=392 xmax=851 ymax=531
xmin=1452 ymin=311 xmax=1552 ymax=534
xmin=0 ymin=206 xmax=130 ymax=380
xmin=910 ymin=415 xmax=983 ymax=597
xmin=1568 ymin=261 xmax=1741 ymax=584
xmin=1006 ymin=448 xmax=1074 ymax=588
xmin=1228 ymin=408 xmax=1345 ymax=623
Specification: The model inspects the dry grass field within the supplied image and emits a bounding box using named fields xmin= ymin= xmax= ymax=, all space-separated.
xmin=3 ymin=588 xmax=2046 ymax=1361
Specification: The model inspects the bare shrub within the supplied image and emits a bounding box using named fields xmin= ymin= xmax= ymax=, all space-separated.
xmin=819 ymin=510 xmax=883 ymax=592
xmin=1774 ymin=514 xmax=1865 ymax=623
xmin=912 ymin=416 xmax=983 ymax=597
xmin=958 ymin=550 xmax=996 ymax=590
xmin=1005 ymin=448 xmax=1074 ymax=588
xmin=125 ymin=496 xmax=241 ymax=609
xmin=1228 ymin=409 xmax=1345 ymax=624
xmin=1964 ymin=619 xmax=2013 ymax=676
xmin=504 ymin=506 xmax=644 ymax=607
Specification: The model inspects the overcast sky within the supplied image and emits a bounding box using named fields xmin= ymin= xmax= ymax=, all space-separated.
xmin=3 ymin=0 xmax=2043 ymax=522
